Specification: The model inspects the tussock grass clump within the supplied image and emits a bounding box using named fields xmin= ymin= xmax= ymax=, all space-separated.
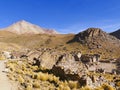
xmin=16 ymin=69 xmax=24 ymax=74
xmin=116 ymin=81 xmax=120 ymax=87
xmin=17 ymin=75 xmax=24 ymax=84
xmin=33 ymin=81 xmax=40 ymax=88
xmin=7 ymin=74 xmax=15 ymax=80
xmin=40 ymin=72 xmax=49 ymax=81
xmin=53 ymin=75 xmax=60 ymax=83
xmin=80 ymin=86 xmax=92 ymax=90
xmin=0 ymin=54 xmax=5 ymax=60
xmin=101 ymin=84 xmax=115 ymax=90
xmin=6 ymin=59 xmax=118 ymax=90
xmin=25 ymin=84 xmax=33 ymax=90
xmin=95 ymin=84 xmax=115 ymax=90
xmin=30 ymin=65 xmax=38 ymax=71
xmin=68 ymin=80 xmax=78 ymax=89
xmin=32 ymin=72 xmax=49 ymax=81
xmin=48 ymin=74 xmax=54 ymax=82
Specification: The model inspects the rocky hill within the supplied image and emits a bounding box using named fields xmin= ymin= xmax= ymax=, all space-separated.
xmin=68 ymin=28 xmax=120 ymax=59
xmin=1 ymin=20 xmax=58 ymax=34
xmin=110 ymin=29 xmax=120 ymax=39
xmin=0 ymin=24 xmax=120 ymax=59
xmin=0 ymin=26 xmax=120 ymax=90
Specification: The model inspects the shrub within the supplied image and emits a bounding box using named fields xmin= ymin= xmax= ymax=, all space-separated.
xmin=7 ymin=74 xmax=14 ymax=80
xmin=17 ymin=76 xmax=24 ymax=84
xmin=68 ymin=80 xmax=78 ymax=89
xmin=16 ymin=69 xmax=23 ymax=74
xmin=116 ymin=81 xmax=120 ymax=87
xmin=58 ymin=84 xmax=64 ymax=90
xmin=25 ymin=84 xmax=32 ymax=90
xmin=33 ymin=81 xmax=40 ymax=88
xmin=0 ymin=54 xmax=5 ymax=60
xmin=48 ymin=74 xmax=54 ymax=82
xmin=32 ymin=73 xmax=40 ymax=80
xmin=101 ymin=84 xmax=115 ymax=90
xmin=95 ymin=86 xmax=104 ymax=90
xmin=53 ymin=76 xmax=60 ymax=83
xmin=64 ymin=86 xmax=71 ymax=90
xmin=39 ymin=73 xmax=48 ymax=81
xmin=80 ymin=86 xmax=92 ymax=90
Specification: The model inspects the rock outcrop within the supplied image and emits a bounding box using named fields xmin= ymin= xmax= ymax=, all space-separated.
xmin=11 ymin=47 xmax=120 ymax=84
xmin=77 ymin=28 xmax=107 ymax=40
xmin=52 ymin=53 xmax=88 ymax=80
xmin=13 ymin=49 xmax=87 ymax=80
xmin=38 ymin=51 xmax=61 ymax=69
xmin=67 ymin=28 xmax=120 ymax=59
xmin=70 ymin=28 xmax=117 ymax=43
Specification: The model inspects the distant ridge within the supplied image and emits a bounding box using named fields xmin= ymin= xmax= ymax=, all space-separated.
xmin=1 ymin=20 xmax=58 ymax=34
xmin=110 ymin=29 xmax=120 ymax=39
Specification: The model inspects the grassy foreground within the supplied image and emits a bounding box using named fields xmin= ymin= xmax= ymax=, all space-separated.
xmin=5 ymin=59 xmax=119 ymax=90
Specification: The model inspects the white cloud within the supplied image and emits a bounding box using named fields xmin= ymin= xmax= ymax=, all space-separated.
xmin=99 ymin=23 xmax=120 ymax=32
xmin=57 ymin=19 xmax=120 ymax=34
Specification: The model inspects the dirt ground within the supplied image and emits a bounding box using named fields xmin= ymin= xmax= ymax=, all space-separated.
xmin=0 ymin=60 xmax=18 ymax=90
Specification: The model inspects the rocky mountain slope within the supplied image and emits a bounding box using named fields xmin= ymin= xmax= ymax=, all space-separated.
xmin=0 ymin=21 xmax=120 ymax=59
xmin=0 ymin=24 xmax=120 ymax=89
xmin=1 ymin=20 xmax=58 ymax=34
xmin=68 ymin=28 xmax=120 ymax=59
xmin=110 ymin=29 xmax=120 ymax=39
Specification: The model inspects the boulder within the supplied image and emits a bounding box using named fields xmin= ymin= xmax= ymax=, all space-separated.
xmin=52 ymin=53 xmax=88 ymax=80
xmin=2 ymin=51 xmax=12 ymax=59
xmin=81 ymin=54 xmax=100 ymax=63
xmin=38 ymin=51 xmax=60 ymax=69
xmin=27 ymin=50 xmax=42 ymax=64
xmin=79 ymin=75 xmax=93 ymax=86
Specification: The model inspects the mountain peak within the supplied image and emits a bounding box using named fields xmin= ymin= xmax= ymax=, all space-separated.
xmin=67 ymin=28 xmax=117 ymax=44
xmin=75 ymin=28 xmax=107 ymax=41
xmin=81 ymin=28 xmax=106 ymax=38
xmin=2 ymin=20 xmax=58 ymax=35
xmin=17 ymin=20 xmax=26 ymax=22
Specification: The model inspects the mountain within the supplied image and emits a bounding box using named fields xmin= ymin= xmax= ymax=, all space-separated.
xmin=68 ymin=28 xmax=118 ymax=43
xmin=0 ymin=26 xmax=120 ymax=59
xmin=110 ymin=29 xmax=120 ymax=39
xmin=1 ymin=20 xmax=58 ymax=34
xmin=68 ymin=28 xmax=107 ymax=42
xmin=68 ymin=28 xmax=120 ymax=59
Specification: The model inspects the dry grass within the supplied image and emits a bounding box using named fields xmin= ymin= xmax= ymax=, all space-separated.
xmin=33 ymin=81 xmax=40 ymax=88
xmin=0 ymin=31 xmax=120 ymax=59
xmin=6 ymin=59 xmax=117 ymax=90
xmin=80 ymin=86 xmax=92 ymax=90
xmin=1 ymin=28 xmax=120 ymax=60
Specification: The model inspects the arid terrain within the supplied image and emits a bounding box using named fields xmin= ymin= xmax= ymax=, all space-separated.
xmin=0 ymin=20 xmax=120 ymax=90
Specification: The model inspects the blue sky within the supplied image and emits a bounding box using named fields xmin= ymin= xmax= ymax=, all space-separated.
xmin=0 ymin=0 xmax=120 ymax=33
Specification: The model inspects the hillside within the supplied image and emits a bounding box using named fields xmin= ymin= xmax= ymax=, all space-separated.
xmin=110 ymin=29 xmax=120 ymax=39
xmin=0 ymin=25 xmax=120 ymax=90
xmin=0 ymin=28 xmax=120 ymax=59
xmin=0 ymin=20 xmax=120 ymax=59
xmin=67 ymin=28 xmax=120 ymax=59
